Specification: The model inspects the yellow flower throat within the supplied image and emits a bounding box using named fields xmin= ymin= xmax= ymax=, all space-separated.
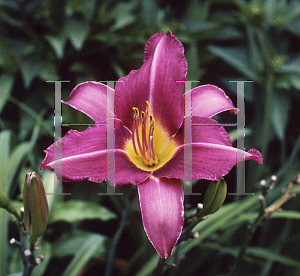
xmin=132 ymin=101 xmax=158 ymax=166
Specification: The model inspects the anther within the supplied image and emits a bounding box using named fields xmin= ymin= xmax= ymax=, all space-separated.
xmin=141 ymin=111 xmax=145 ymax=123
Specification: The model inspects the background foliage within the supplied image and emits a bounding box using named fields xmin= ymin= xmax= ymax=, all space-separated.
xmin=1 ymin=0 xmax=300 ymax=275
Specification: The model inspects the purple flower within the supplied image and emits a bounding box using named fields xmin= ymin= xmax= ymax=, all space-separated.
xmin=41 ymin=31 xmax=263 ymax=258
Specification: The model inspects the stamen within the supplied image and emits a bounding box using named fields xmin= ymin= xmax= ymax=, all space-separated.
xmin=141 ymin=112 xmax=147 ymax=152
xmin=146 ymin=115 xmax=154 ymax=160
xmin=148 ymin=116 xmax=158 ymax=164
xmin=134 ymin=110 xmax=148 ymax=163
xmin=131 ymin=103 xmax=158 ymax=166
xmin=132 ymin=108 xmax=138 ymax=155
xmin=150 ymin=135 xmax=158 ymax=164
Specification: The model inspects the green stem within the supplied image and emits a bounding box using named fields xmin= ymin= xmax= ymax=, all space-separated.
xmin=230 ymin=176 xmax=298 ymax=276
xmin=153 ymin=258 xmax=166 ymax=276
xmin=104 ymin=199 xmax=131 ymax=276
xmin=8 ymin=96 xmax=38 ymax=120
xmin=230 ymin=210 xmax=265 ymax=275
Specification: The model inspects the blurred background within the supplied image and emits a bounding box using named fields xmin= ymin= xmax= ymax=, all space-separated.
xmin=0 ymin=0 xmax=300 ymax=275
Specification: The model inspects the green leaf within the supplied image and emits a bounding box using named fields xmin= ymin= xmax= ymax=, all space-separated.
xmin=135 ymin=254 xmax=160 ymax=276
xmin=212 ymin=26 xmax=244 ymax=40
xmin=186 ymin=195 xmax=259 ymax=253
xmin=285 ymin=17 xmax=300 ymax=36
xmin=65 ymin=0 xmax=96 ymax=21
xmin=185 ymin=20 xmax=219 ymax=33
xmin=246 ymin=247 xmax=300 ymax=268
xmin=184 ymin=0 xmax=211 ymax=21
xmin=53 ymin=231 xmax=106 ymax=258
xmin=284 ymin=1 xmax=300 ymax=22
xmin=109 ymin=1 xmax=137 ymax=31
xmin=19 ymin=57 xmax=45 ymax=88
xmin=65 ymin=19 xmax=90 ymax=51
xmin=228 ymin=128 xmax=252 ymax=143
xmin=279 ymin=57 xmax=300 ymax=74
xmin=186 ymin=42 xmax=202 ymax=80
xmin=0 ymin=130 xmax=10 ymax=276
xmin=38 ymin=62 xmax=59 ymax=82
xmin=208 ymin=45 xmax=258 ymax=80
xmin=289 ymin=74 xmax=300 ymax=90
xmin=42 ymin=171 xmax=62 ymax=215
xmin=8 ymin=142 xmax=30 ymax=187
xmin=45 ymin=34 xmax=67 ymax=59
xmin=61 ymin=234 xmax=106 ymax=276
xmin=141 ymin=0 xmax=159 ymax=27
xmin=49 ymin=200 xmax=117 ymax=223
xmin=0 ymin=74 xmax=14 ymax=114
xmin=271 ymin=92 xmax=290 ymax=141
xmin=0 ymin=130 xmax=11 ymax=190
xmin=270 ymin=210 xmax=300 ymax=220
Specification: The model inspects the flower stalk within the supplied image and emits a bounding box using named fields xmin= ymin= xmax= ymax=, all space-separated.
xmin=230 ymin=174 xmax=300 ymax=275
xmin=0 ymin=188 xmax=22 ymax=221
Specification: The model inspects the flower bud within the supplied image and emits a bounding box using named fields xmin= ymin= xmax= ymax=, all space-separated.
xmin=23 ymin=172 xmax=48 ymax=243
xmin=202 ymin=178 xmax=227 ymax=215
xmin=0 ymin=188 xmax=21 ymax=219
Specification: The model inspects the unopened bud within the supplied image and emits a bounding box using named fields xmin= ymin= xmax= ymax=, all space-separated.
xmin=197 ymin=203 xmax=203 ymax=211
xmin=193 ymin=232 xmax=199 ymax=239
xmin=258 ymin=195 xmax=264 ymax=202
xmin=24 ymin=249 xmax=31 ymax=257
xmin=23 ymin=172 xmax=48 ymax=244
xmin=202 ymin=178 xmax=227 ymax=215
xmin=260 ymin=180 xmax=266 ymax=186
xmin=271 ymin=175 xmax=277 ymax=182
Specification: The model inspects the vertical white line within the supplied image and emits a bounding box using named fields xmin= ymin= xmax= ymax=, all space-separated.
xmin=99 ymin=81 xmax=123 ymax=195
xmin=228 ymin=80 xmax=253 ymax=196
xmin=47 ymin=80 xmax=71 ymax=195
xmin=177 ymin=80 xmax=201 ymax=195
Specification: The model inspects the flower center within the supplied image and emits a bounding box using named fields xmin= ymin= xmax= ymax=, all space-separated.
xmin=132 ymin=101 xmax=158 ymax=166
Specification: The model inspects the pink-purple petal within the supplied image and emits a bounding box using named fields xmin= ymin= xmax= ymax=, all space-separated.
xmin=137 ymin=176 xmax=184 ymax=258
xmin=153 ymin=116 xmax=263 ymax=180
xmin=191 ymin=116 xmax=232 ymax=146
xmin=154 ymin=143 xmax=263 ymax=181
xmin=184 ymin=84 xmax=239 ymax=118
xmin=115 ymin=31 xmax=187 ymax=137
xmin=40 ymin=120 xmax=150 ymax=186
xmin=62 ymin=81 xmax=114 ymax=123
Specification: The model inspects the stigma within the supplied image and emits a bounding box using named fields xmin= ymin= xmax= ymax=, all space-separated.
xmin=132 ymin=101 xmax=158 ymax=166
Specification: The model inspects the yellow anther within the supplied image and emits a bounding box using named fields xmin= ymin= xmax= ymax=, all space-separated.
xmin=133 ymin=107 xmax=139 ymax=119
xmin=146 ymin=101 xmax=149 ymax=114
xmin=149 ymin=114 xmax=155 ymax=129
xmin=141 ymin=111 xmax=145 ymax=122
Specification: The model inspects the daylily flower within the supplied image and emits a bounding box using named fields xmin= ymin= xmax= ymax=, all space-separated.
xmin=41 ymin=31 xmax=263 ymax=258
